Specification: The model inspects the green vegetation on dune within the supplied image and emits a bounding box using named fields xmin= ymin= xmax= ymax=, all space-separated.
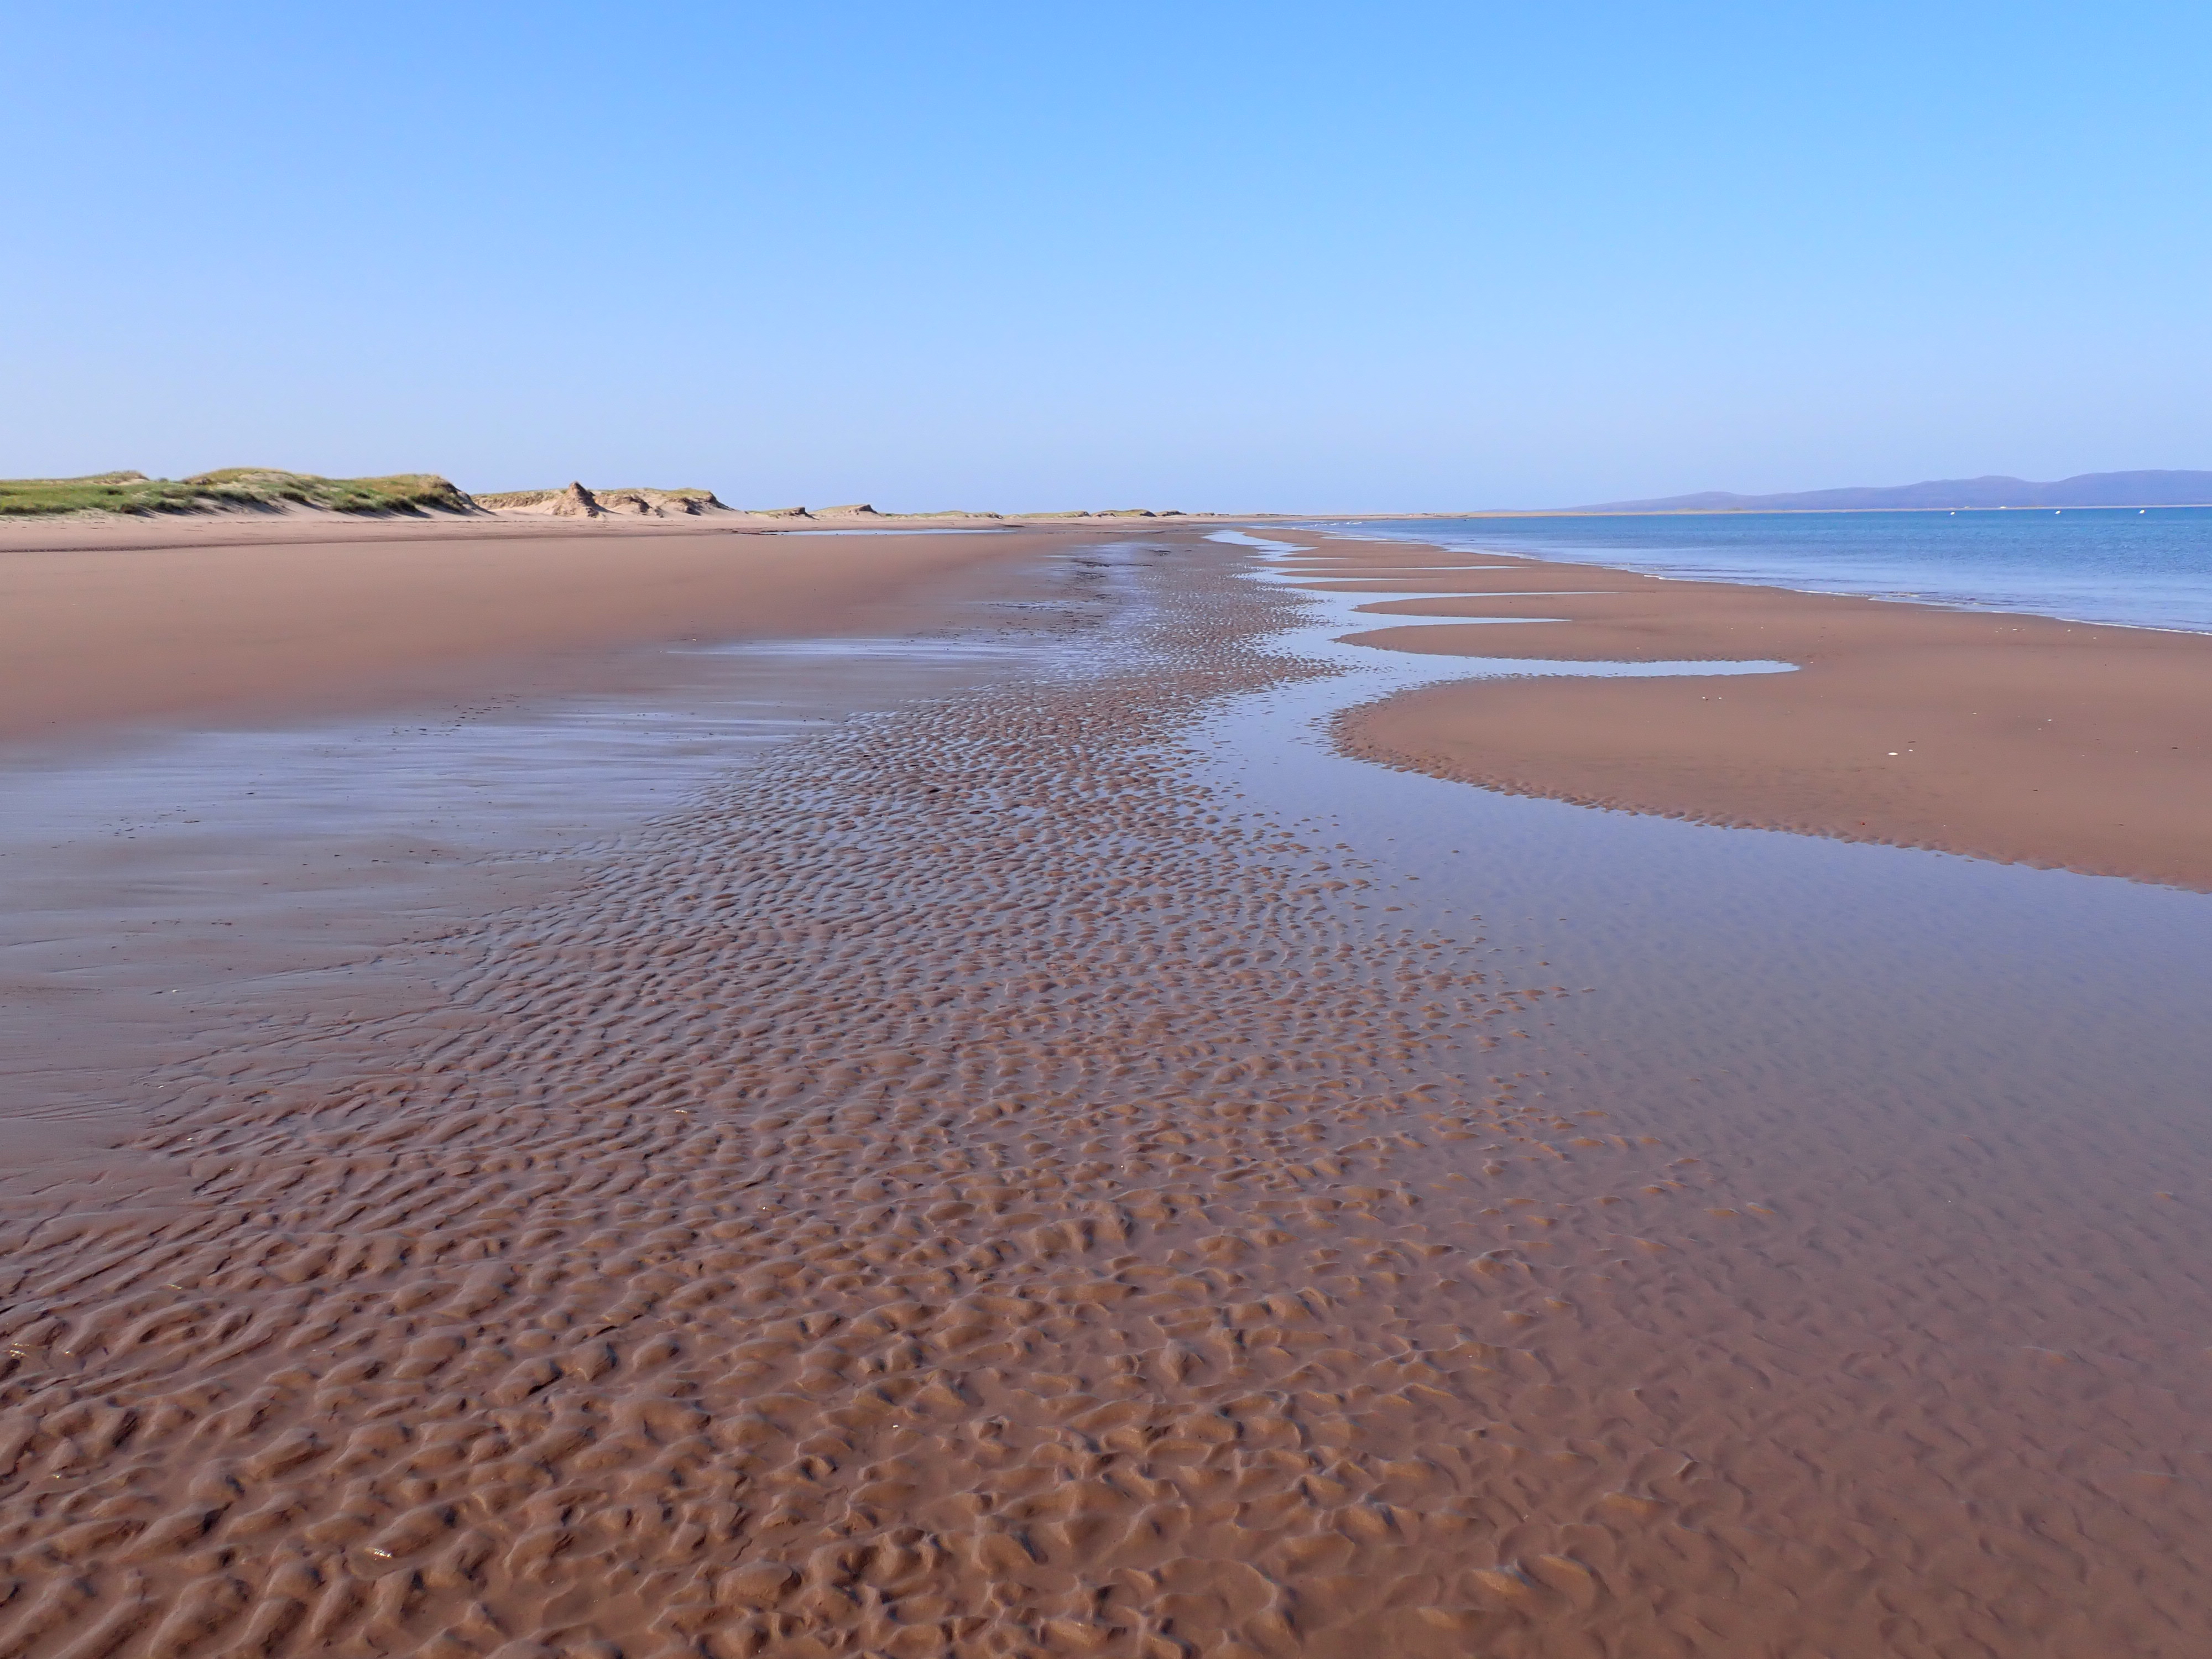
xmin=0 ymin=468 xmax=477 ymax=518
xmin=458 ymin=489 xmax=556 ymax=509
xmin=601 ymin=487 xmax=721 ymax=505
xmin=2 ymin=472 xmax=1193 ymax=523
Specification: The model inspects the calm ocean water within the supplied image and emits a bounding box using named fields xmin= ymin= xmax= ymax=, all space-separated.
xmin=1308 ymin=507 xmax=2212 ymax=634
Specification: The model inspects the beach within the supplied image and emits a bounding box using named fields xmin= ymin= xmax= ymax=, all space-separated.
xmin=2 ymin=515 xmax=2209 ymax=1658
xmin=1310 ymin=531 xmax=2212 ymax=889
xmin=0 ymin=514 xmax=1103 ymax=747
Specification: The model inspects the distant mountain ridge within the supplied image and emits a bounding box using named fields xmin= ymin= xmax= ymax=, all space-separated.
xmin=1572 ymin=469 xmax=2212 ymax=513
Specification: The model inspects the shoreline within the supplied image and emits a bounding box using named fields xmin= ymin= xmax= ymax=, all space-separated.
xmin=1296 ymin=513 xmax=2212 ymax=638
xmin=1301 ymin=502 xmax=2212 ymax=518
xmin=1277 ymin=531 xmax=2212 ymax=890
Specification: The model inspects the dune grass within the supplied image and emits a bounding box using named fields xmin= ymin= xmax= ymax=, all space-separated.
xmin=0 ymin=468 xmax=477 ymax=518
xmin=472 ymin=489 xmax=571 ymax=509
xmin=599 ymin=487 xmax=722 ymax=506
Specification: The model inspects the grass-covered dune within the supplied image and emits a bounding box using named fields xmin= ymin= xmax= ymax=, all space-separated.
xmin=0 ymin=468 xmax=477 ymax=518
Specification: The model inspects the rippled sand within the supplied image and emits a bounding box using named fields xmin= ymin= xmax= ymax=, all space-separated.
xmin=3 ymin=534 xmax=2209 ymax=1658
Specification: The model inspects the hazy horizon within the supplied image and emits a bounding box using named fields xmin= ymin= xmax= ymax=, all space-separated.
xmin=6 ymin=4 xmax=2208 ymax=513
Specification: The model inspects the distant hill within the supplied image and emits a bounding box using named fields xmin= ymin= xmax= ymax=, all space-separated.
xmin=1572 ymin=469 xmax=2212 ymax=513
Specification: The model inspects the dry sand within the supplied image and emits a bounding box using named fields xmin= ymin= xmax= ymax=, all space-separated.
xmin=0 ymin=515 xmax=1121 ymax=749
xmin=1 ymin=523 xmax=2209 ymax=1658
xmin=1308 ymin=533 xmax=2212 ymax=889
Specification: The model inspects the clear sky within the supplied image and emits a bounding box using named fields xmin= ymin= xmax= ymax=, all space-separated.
xmin=6 ymin=2 xmax=2207 ymax=511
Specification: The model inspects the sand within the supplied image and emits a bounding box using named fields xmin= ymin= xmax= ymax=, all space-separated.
xmin=0 ymin=514 xmax=1132 ymax=749
xmin=2 ymin=523 xmax=2209 ymax=1657
xmin=1305 ymin=533 xmax=2212 ymax=890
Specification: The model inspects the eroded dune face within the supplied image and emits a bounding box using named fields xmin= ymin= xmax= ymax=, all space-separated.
xmin=0 ymin=549 xmax=2205 ymax=1659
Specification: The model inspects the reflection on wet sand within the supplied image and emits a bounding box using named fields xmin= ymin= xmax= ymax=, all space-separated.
xmin=0 ymin=532 xmax=2207 ymax=1658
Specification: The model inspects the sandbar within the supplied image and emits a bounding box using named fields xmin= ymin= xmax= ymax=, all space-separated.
xmin=1303 ymin=533 xmax=2212 ymax=889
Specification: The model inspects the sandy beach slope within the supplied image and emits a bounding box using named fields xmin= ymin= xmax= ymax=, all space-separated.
xmin=1308 ymin=533 xmax=2212 ymax=889
xmin=0 ymin=515 xmax=1124 ymax=748
xmin=0 ymin=524 xmax=2208 ymax=1658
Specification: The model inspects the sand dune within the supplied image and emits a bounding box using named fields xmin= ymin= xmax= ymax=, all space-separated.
xmin=474 ymin=485 xmax=731 ymax=519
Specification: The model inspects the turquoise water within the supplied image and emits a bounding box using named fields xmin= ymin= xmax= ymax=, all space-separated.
xmin=1307 ymin=507 xmax=2212 ymax=634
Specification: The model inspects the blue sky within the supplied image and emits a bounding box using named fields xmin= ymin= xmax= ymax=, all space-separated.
xmin=5 ymin=2 xmax=2206 ymax=510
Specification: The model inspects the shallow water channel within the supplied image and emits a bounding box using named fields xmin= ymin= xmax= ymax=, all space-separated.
xmin=1203 ymin=524 xmax=2212 ymax=1393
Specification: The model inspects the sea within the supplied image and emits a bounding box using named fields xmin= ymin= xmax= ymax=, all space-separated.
xmin=1305 ymin=506 xmax=2212 ymax=634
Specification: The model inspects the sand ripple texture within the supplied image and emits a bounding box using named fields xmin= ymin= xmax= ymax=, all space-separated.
xmin=1 ymin=548 xmax=2206 ymax=1658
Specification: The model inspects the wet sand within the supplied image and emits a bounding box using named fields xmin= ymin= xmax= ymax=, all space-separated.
xmin=0 ymin=514 xmax=1113 ymax=748
xmin=1305 ymin=533 xmax=2212 ymax=889
xmin=2 ymin=525 xmax=2210 ymax=1657
xmin=0 ymin=519 xmax=1118 ymax=1182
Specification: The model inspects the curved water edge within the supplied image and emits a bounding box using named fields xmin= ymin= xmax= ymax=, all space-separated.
xmin=1208 ymin=526 xmax=1797 ymax=696
xmin=1297 ymin=507 xmax=2212 ymax=634
xmin=1187 ymin=525 xmax=2212 ymax=1227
